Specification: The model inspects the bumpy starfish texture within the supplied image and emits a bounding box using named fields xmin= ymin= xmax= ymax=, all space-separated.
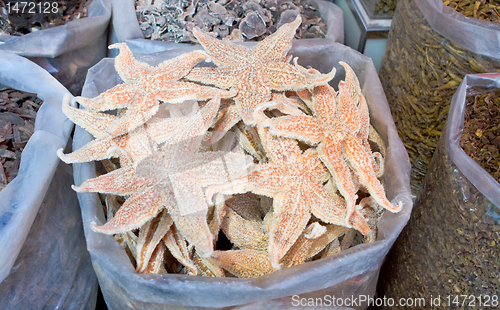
xmin=75 ymin=43 xmax=234 ymax=137
xmin=263 ymin=64 xmax=402 ymax=226
xmin=206 ymin=108 xmax=370 ymax=269
xmin=185 ymin=15 xmax=336 ymax=143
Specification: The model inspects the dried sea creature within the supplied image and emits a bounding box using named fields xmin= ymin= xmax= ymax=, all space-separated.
xmin=135 ymin=0 xmax=327 ymax=43
xmin=62 ymin=17 xmax=397 ymax=278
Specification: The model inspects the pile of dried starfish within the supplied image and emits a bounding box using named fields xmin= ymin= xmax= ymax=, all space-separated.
xmin=58 ymin=15 xmax=402 ymax=277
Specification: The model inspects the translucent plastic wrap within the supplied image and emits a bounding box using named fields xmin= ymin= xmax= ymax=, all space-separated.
xmin=108 ymin=0 xmax=344 ymax=56
xmin=0 ymin=0 xmax=111 ymax=95
xmin=72 ymin=41 xmax=412 ymax=309
xmin=379 ymin=74 xmax=500 ymax=299
xmin=0 ymin=161 xmax=98 ymax=309
xmin=378 ymin=0 xmax=500 ymax=195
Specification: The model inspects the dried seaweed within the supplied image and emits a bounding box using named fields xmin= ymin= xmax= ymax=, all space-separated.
xmin=135 ymin=0 xmax=327 ymax=43
xmin=0 ymin=87 xmax=42 ymax=190
xmin=443 ymin=0 xmax=500 ymax=24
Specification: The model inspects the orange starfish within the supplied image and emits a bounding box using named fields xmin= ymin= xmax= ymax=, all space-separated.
xmin=206 ymin=107 xmax=370 ymax=269
xmin=184 ymin=15 xmax=336 ymax=143
xmin=74 ymin=94 xmax=253 ymax=256
xmin=263 ymin=63 xmax=402 ymax=226
xmin=75 ymin=43 xmax=233 ymax=137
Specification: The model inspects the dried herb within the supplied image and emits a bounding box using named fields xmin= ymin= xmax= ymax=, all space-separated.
xmin=362 ymin=0 xmax=397 ymax=18
xmin=378 ymin=0 xmax=500 ymax=195
xmin=460 ymin=90 xmax=500 ymax=183
xmin=0 ymin=87 xmax=42 ymax=191
xmin=135 ymin=0 xmax=327 ymax=43
xmin=443 ymin=0 xmax=500 ymax=24
xmin=378 ymin=132 xmax=500 ymax=303
xmin=0 ymin=0 xmax=91 ymax=36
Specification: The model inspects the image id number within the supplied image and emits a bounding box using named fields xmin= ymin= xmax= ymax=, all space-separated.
xmin=5 ymin=2 xmax=59 ymax=14
xmin=446 ymin=295 xmax=498 ymax=307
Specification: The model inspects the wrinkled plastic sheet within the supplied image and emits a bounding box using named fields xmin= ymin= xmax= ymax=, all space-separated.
xmin=72 ymin=41 xmax=413 ymax=309
xmin=0 ymin=51 xmax=74 ymax=282
xmin=108 ymin=0 xmax=344 ymax=56
xmin=447 ymin=73 xmax=500 ymax=208
xmin=416 ymin=0 xmax=500 ymax=59
xmin=0 ymin=0 xmax=111 ymax=95
xmin=0 ymin=161 xmax=98 ymax=310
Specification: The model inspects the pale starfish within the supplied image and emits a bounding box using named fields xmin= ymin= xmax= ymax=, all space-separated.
xmin=206 ymin=107 xmax=370 ymax=269
xmin=184 ymin=15 xmax=336 ymax=143
xmin=58 ymin=95 xmax=214 ymax=167
xmin=75 ymin=94 xmax=253 ymax=256
xmin=75 ymin=43 xmax=234 ymax=137
xmin=263 ymin=63 xmax=402 ymax=226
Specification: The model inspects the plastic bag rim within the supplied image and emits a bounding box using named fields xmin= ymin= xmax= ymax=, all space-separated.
xmin=446 ymin=73 xmax=500 ymax=208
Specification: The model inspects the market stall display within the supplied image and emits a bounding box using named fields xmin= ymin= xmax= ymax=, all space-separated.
xmin=70 ymin=18 xmax=412 ymax=308
xmin=378 ymin=0 xmax=500 ymax=195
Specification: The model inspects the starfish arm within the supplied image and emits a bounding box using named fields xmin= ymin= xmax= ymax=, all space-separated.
xmin=163 ymin=226 xmax=198 ymax=275
xmin=62 ymin=96 xmax=117 ymax=138
xmin=142 ymin=241 xmax=167 ymax=274
xmin=343 ymin=135 xmax=402 ymax=213
xmin=263 ymin=62 xmax=308 ymax=91
xmin=109 ymin=43 xmax=152 ymax=83
xmin=308 ymin=182 xmax=348 ymax=227
xmin=91 ymin=188 xmax=162 ymax=234
xmin=210 ymin=250 xmax=273 ymax=278
xmin=339 ymin=61 xmax=361 ymax=105
xmin=268 ymin=189 xmax=311 ymax=270
xmin=184 ymin=67 xmax=237 ymax=89
xmin=145 ymin=116 xmax=195 ymax=145
xmin=73 ymin=166 xmax=152 ymax=195
xmin=318 ymin=134 xmax=358 ymax=223
xmin=136 ymin=210 xmax=173 ymax=273
xmin=106 ymin=94 xmax=159 ymax=137
xmin=357 ymin=94 xmax=370 ymax=142
xmin=193 ymin=250 xmax=226 ymax=277
xmin=348 ymin=209 xmax=373 ymax=236
xmin=57 ymin=137 xmax=116 ymax=164
xmin=75 ymin=84 xmax=141 ymax=112
xmin=264 ymin=114 xmax=323 ymax=145
xmin=154 ymin=51 xmax=208 ymax=81
xmin=155 ymin=82 xmax=234 ymax=104
xmin=306 ymin=225 xmax=349 ymax=260
xmin=250 ymin=15 xmax=301 ymax=63
xmin=225 ymin=193 xmax=266 ymax=227
xmin=209 ymin=104 xmax=241 ymax=144
xmin=192 ymin=27 xmax=251 ymax=66
xmin=221 ymin=208 xmax=269 ymax=252
xmin=281 ymin=222 xmax=324 ymax=268
xmin=311 ymin=84 xmax=337 ymax=126
xmin=164 ymin=190 xmax=214 ymax=255
xmin=267 ymin=93 xmax=306 ymax=116
xmin=300 ymin=149 xmax=330 ymax=184
xmin=338 ymin=83 xmax=361 ymax=133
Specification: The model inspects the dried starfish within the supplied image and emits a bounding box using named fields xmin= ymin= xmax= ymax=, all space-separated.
xmin=75 ymin=94 xmax=253 ymax=256
xmin=263 ymin=63 xmax=402 ymax=226
xmin=185 ymin=15 xmax=336 ymax=143
xmin=75 ymin=43 xmax=233 ymax=137
xmin=206 ymin=107 xmax=370 ymax=269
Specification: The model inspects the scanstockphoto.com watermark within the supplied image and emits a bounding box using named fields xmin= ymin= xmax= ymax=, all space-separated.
xmin=291 ymin=294 xmax=499 ymax=307
xmin=291 ymin=295 xmax=426 ymax=308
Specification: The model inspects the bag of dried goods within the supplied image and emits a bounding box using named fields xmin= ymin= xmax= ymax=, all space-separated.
xmin=379 ymin=73 xmax=500 ymax=300
xmin=0 ymin=0 xmax=111 ymax=95
xmin=378 ymin=0 xmax=500 ymax=195
xmin=70 ymin=18 xmax=412 ymax=309
xmin=109 ymin=0 xmax=343 ymax=55
xmin=0 ymin=51 xmax=97 ymax=307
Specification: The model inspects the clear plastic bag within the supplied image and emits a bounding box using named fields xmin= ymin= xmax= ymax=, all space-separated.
xmin=109 ymin=0 xmax=344 ymax=56
xmin=72 ymin=41 xmax=412 ymax=309
xmin=378 ymin=0 xmax=500 ymax=195
xmin=0 ymin=0 xmax=111 ymax=95
xmin=0 ymin=51 xmax=72 ymax=281
xmin=0 ymin=161 xmax=98 ymax=310
xmin=378 ymin=73 xmax=500 ymax=299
